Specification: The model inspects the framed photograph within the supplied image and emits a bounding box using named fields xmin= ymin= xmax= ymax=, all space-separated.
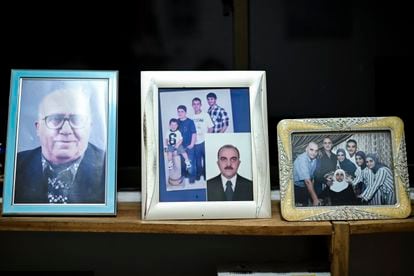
xmin=141 ymin=71 xmax=271 ymax=220
xmin=2 ymin=69 xmax=118 ymax=215
xmin=277 ymin=117 xmax=411 ymax=221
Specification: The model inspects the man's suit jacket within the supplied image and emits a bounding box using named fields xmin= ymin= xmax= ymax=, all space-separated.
xmin=14 ymin=143 xmax=106 ymax=203
xmin=207 ymin=174 xmax=253 ymax=201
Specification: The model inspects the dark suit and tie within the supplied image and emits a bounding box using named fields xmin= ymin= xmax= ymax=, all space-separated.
xmin=207 ymin=144 xmax=253 ymax=201
xmin=207 ymin=174 xmax=253 ymax=201
xmin=14 ymin=143 xmax=106 ymax=204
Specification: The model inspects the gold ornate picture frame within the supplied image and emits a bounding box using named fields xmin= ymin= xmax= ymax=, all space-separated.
xmin=277 ymin=117 xmax=411 ymax=221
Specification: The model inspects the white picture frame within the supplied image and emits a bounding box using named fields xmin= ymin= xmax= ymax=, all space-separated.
xmin=141 ymin=71 xmax=271 ymax=220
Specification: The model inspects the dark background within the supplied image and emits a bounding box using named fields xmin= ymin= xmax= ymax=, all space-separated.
xmin=1 ymin=1 xmax=414 ymax=275
xmin=0 ymin=0 xmax=413 ymax=190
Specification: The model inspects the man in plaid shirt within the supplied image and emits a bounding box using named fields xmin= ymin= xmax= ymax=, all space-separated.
xmin=206 ymin=92 xmax=229 ymax=133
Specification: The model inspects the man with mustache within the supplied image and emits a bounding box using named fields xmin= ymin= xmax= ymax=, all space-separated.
xmin=14 ymin=87 xmax=105 ymax=204
xmin=206 ymin=144 xmax=253 ymax=201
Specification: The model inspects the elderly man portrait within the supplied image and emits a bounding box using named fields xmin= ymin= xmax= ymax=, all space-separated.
xmin=14 ymin=87 xmax=106 ymax=204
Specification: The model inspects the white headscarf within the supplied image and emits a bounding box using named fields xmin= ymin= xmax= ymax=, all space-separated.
xmin=330 ymin=169 xmax=348 ymax=192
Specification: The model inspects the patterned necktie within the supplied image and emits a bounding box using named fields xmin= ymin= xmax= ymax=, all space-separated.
xmin=47 ymin=167 xmax=73 ymax=203
xmin=225 ymin=180 xmax=234 ymax=201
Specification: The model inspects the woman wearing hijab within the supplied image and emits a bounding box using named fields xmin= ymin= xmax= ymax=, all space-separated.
xmin=336 ymin=148 xmax=357 ymax=178
xmin=326 ymin=168 xmax=357 ymax=205
xmin=352 ymin=151 xmax=374 ymax=198
xmin=360 ymin=153 xmax=396 ymax=205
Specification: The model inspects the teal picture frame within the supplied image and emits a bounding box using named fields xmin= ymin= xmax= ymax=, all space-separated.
xmin=2 ymin=69 xmax=118 ymax=215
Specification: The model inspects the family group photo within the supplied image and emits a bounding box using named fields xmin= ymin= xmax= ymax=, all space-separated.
xmin=292 ymin=131 xmax=396 ymax=207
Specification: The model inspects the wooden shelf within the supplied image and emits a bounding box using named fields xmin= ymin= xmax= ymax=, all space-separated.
xmin=2 ymin=202 xmax=414 ymax=236
xmin=2 ymin=201 xmax=413 ymax=276
xmin=0 ymin=201 xmax=332 ymax=236
xmin=2 ymin=202 xmax=413 ymax=236
xmin=348 ymin=213 xmax=414 ymax=234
